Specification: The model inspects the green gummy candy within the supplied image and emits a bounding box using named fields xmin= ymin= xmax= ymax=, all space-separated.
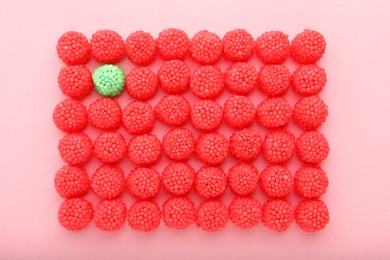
xmin=92 ymin=64 xmax=125 ymax=97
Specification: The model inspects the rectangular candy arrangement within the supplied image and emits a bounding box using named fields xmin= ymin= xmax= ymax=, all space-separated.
xmin=54 ymin=28 xmax=329 ymax=233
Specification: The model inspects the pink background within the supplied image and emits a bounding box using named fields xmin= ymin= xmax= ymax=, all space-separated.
xmin=1 ymin=0 xmax=390 ymax=259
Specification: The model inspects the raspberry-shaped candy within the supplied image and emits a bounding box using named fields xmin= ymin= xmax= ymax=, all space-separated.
xmin=224 ymin=62 xmax=257 ymax=95
xmin=258 ymin=65 xmax=291 ymax=97
xmin=91 ymin=165 xmax=125 ymax=199
xmin=162 ymin=197 xmax=196 ymax=229
xmin=291 ymin=65 xmax=326 ymax=96
xmin=92 ymin=65 xmax=125 ymax=97
xmin=125 ymin=67 xmax=158 ymax=101
xmin=58 ymin=198 xmax=93 ymax=231
xmin=162 ymin=128 xmax=195 ymax=161
xmin=58 ymin=133 xmax=93 ymax=165
xmin=262 ymin=199 xmax=294 ymax=232
xmin=125 ymin=31 xmax=156 ymax=65
xmin=128 ymin=134 xmax=162 ymax=166
xmin=229 ymin=128 xmax=262 ymax=161
xmin=293 ymin=95 xmax=328 ymax=130
xmin=162 ymin=162 xmax=195 ymax=195
xmin=197 ymin=200 xmax=229 ymax=232
xmin=128 ymin=200 xmax=161 ymax=232
xmin=295 ymin=165 xmax=329 ymax=199
xmin=126 ymin=167 xmax=160 ymax=199
xmin=154 ymin=95 xmax=190 ymax=126
xmin=53 ymin=99 xmax=88 ymax=132
xmin=122 ymin=101 xmax=155 ymax=134
xmin=262 ymin=130 xmax=295 ymax=164
xmin=156 ymin=28 xmax=190 ymax=60
xmin=260 ymin=165 xmax=293 ymax=198
xmin=94 ymin=132 xmax=127 ymax=164
xmin=94 ymin=199 xmax=127 ymax=231
xmin=190 ymin=30 xmax=222 ymax=64
xmin=195 ymin=132 xmax=229 ymax=166
xmin=54 ymin=165 xmax=90 ymax=198
xmin=296 ymin=131 xmax=329 ymax=164
xmin=228 ymin=162 xmax=259 ymax=196
xmin=158 ymin=60 xmax=190 ymax=94
xmin=90 ymin=30 xmax=125 ymax=63
xmin=88 ymin=98 xmax=122 ymax=130
xmin=295 ymin=199 xmax=329 ymax=232
xmin=190 ymin=100 xmax=223 ymax=132
xmin=291 ymin=29 xmax=326 ymax=64
xmin=229 ymin=197 xmax=262 ymax=229
xmin=58 ymin=65 xmax=93 ymax=100
xmin=255 ymin=31 xmax=290 ymax=64
xmin=195 ymin=166 xmax=227 ymax=199
xmin=57 ymin=31 xmax=90 ymax=65
xmin=256 ymin=97 xmax=292 ymax=129
xmin=222 ymin=29 xmax=254 ymax=62
xmin=190 ymin=65 xmax=224 ymax=99
xmin=223 ymin=95 xmax=256 ymax=129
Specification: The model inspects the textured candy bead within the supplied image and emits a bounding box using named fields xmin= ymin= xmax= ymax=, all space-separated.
xmin=190 ymin=100 xmax=223 ymax=132
xmin=57 ymin=31 xmax=90 ymax=65
xmin=125 ymin=67 xmax=158 ymax=101
xmin=162 ymin=162 xmax=195 ymax=196
xmin=158 ymin=60 xmax=190 ymax=94
xmin=58 ymin=133 xmax=93 ymax=165
xmin=91 ymin=165 xmax=126 ymax=199
xmin=224 ymin=62 xmax=257 ymax=95
xmin=156 ymin=28 xmax=190 ymax=60
xmin=260 ymin=165 xmax=294 ymax=198
xmin=54 ymin=165 xmax=90 ymax=198
xmin=255 ymin=31 xmax=290 ymax=64
xmin=190 ymin=65 xmax=224 ymax=99
xmin=293 ymin=95 xmax=328 ymax=130
xmin=128 ymin=200 xmax=161 ymax=232
xmin=262 ymin=199 xmax=294 ymax=232
xmin=295 ymin=131 xmax=329 ymax=164
xmin=291 ymin=65 xmax=326 ymax=96
xmin=262 ymin=130 xmax=295 ymax=164
xmin=88 ymin=98 xmax=122 ymax=130
xmin=92 ymin=64 xmax=125 ymax=97
xmin=228 ymin=162 xmax=259 ymax=196
xmin=222 ymin=29 xmax=254 ymax=62
xmin=295 ymin=165 xmax=329 ymax=199
xmin=94 ymin=199 xmax=127 ymax=231
xmin=126 ymin=167 xmax=160 ymax=199
xmin=195 ymin=132 xmax=229 ymax=166
xmin=90 ymin=30 xmax=125 ymax=63
xmin=229 ymin=128 xmax=262 ymax=161
xmin=223 ymin=95 xmax=256 ymax=129
xmin=291 ymin=29 xmax=326 ymax=64
xmin=128 ymin=134 xmax=162 ymax=166
xmin=195 ymin=166 xmax=227 ymax=199
xmin=258 ymin=65 xmax=291 ymax=97
xmin=154 ymin=95 xmax=190 ymax=126
xmin=162 ymin=196 xmax=196 ymax=229
xmin=58 ymin=198 xmax=93 ymax=231
xmin=190 ymin=30 xmax=222 ymax=64
xmin=58 ymin=65 xmax=93 ymax=100
xmin=162 ymin=128 xmax=195 ymax=161
xmin=93 ymin=132 xmax=127 ymax=164
xmin=125 ymin=31 xmax=156 ymax=65
xmin=53 ymin=99 xmax=88 ymax=133
xmin=295 ymin=199 xmax=329 ymax=232
xmin=229 ymin=197 xmax=262 ymax=229
xmin=197 ymin=200 xmax=229 ymax=232
xmin=256 ymin=97 xmax=292 ymax=129
xmin=122 ymin=101 xmax=155 ymax=134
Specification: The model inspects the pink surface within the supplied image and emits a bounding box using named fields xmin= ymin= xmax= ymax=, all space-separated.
xmin=1 ymin=0 xmax=390 ymax=259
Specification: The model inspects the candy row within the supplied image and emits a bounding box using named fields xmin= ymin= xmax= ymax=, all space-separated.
xmin=58 ymin=62 xmax=326 ymax=100
xmin=57 ymin=29 xmax=326 ymax=66
xmin=58 ymin=197 xmax=329 ymax=233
